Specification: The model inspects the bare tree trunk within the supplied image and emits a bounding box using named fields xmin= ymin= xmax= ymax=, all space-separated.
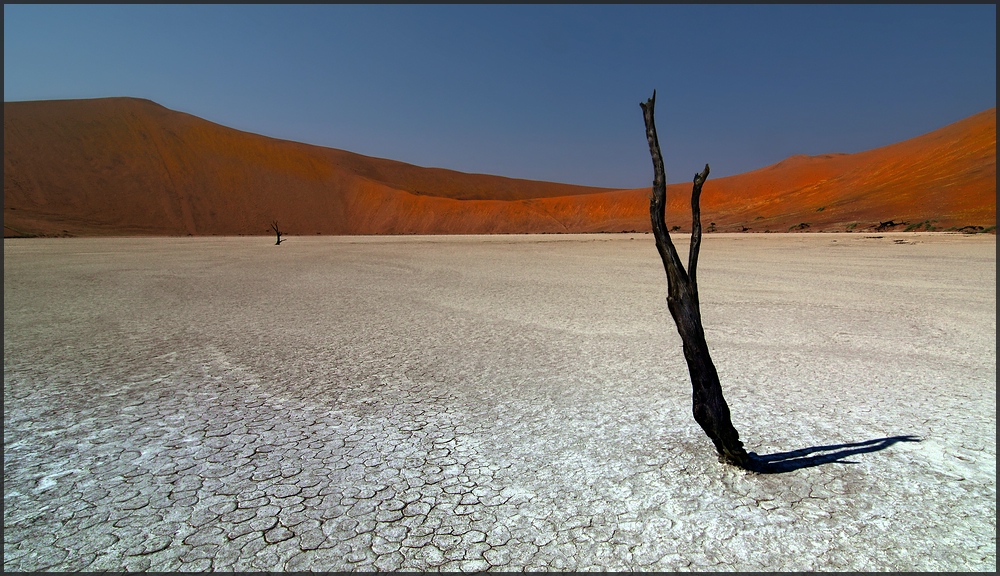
xmin=640 ymin=91 xmax=750 ymax=467
xmin=270 ymin=220 xmax=284 ymax=245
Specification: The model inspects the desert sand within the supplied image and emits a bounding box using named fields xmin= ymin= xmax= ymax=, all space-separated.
xmin=4 ymin=98 xmax=995 ymax=237
xmin=3 ymin=232 xmax=995 ymax=571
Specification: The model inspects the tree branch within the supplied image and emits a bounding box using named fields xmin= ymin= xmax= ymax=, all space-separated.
xmin=687 ymin=164 xmax=710 ymax=292
xmin=640 ymin=91 xmax=688 ymax=287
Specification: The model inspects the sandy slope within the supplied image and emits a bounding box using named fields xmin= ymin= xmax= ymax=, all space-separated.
xmin=3 ymin=233 xmax=995 ymax=571
xmin=3 ymin=98 xmax=995 ymax=237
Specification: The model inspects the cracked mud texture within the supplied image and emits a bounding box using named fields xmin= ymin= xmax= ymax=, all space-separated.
xmin=4 ymin=232 xmax=995 ymax=571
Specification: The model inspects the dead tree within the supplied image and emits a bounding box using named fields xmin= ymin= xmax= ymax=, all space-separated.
xmin=875 ymin=220 xmax=905 ymax=232
xmin=640 ymin=91 xmax=750 ymax=467
xmin=270 ymin=220 xmax=284 ymax=245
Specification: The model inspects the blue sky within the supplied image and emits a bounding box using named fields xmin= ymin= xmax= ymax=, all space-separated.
xmin=4 ymin=4 xmax=996 ymax=188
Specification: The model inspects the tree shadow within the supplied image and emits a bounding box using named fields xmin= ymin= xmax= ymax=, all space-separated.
xmin=745 ymin=435 xmax=921 ymax=474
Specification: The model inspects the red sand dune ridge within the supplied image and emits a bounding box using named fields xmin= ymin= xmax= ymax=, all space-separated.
xmin=3 ymin=97 xmax=995 ymax=237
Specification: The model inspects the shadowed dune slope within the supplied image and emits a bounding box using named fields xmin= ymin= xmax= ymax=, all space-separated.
xmin=4 ymin=97 xmax=995 ymax=237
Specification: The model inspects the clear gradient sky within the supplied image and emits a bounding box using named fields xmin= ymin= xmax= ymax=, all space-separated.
xmin=4 ymin=4 xmax=996 ymax=189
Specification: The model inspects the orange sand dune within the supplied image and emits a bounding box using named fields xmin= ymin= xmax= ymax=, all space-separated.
xmin=3 ymin=97 xmax=995 ymax=237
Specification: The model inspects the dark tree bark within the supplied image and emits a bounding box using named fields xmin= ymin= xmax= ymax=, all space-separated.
xmin=270 ymin=220 xmax=284 ymax=245
xmin=640 ymin=91 xmax=750 ymax=467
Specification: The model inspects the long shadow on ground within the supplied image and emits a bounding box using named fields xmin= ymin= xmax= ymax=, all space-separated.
xmin=746 ymin=435 xmax=921 ymax=474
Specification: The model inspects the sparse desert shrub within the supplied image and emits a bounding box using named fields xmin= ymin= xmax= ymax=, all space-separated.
xmin=904 ymin=220 xmax=939 ymax=232
xmin=956 ymin=225 xmax=990 ymax=234
xmin=816 ymin=206 xmax=825 ymax=212
xmin=846 ymin=222 xmax=858 ymax=230
xmin=789 ymin=222 xmax=810 ymax=231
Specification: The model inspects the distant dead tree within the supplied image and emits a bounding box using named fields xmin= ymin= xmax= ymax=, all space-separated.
xmin=640 ymin=91 xmax=750 ymax=468
xmin=875 ymin=220 xmax=905 ymax=232
xmin=270 ymin=220 xmax=284 ymax=245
